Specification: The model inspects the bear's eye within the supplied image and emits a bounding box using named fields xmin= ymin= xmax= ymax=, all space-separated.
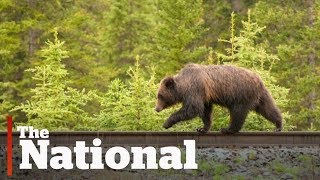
xmin=158 ymin=94 xmax=164 ymax=99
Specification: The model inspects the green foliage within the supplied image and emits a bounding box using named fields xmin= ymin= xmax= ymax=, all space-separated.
xmin=12 ymin=32 xmax=95 ymax=130
xmin=268 ymin=155 xmax=316 ymax=178
xmin=215 ymin=11 xmax=292 ymax=131
xmin=0 ymin=2 xmax=26 ymax=122
xmin=97 ymin=56 xmax=172 ymax=130
xmin=151 ymin=0 xmax=209 ymax=76
xmin=101 ymin=0 xmax=155 ymax=75
xmin=248 ymin=150 xmax=257 ymax=160
xmin=202 ymin=0 xmax=233 ymax=52
xmin=0 ymin=82 xmax=16 ymax=120
xmin=270 ymin=160 xmax=298 ymax=176
xmin=195 ymin=158 xmax=230 ymax=177
xmin=56 ymin=1 xmax=114 ymax=91
xmin=234 ymin=156 xmax=245 ymax=164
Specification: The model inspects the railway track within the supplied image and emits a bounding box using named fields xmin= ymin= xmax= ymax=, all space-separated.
xmin=0 ymin=131 xmax=319 ymax=147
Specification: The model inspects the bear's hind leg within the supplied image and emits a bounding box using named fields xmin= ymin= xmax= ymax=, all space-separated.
xmin=255 ymin=93 xmax=282 ymax=132
xmin=197 ymin=103 xmax=213 ymax=134
xmin=221 ymin=106 xmax=249 ymax=134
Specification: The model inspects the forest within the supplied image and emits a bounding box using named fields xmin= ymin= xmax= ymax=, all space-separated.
xmin=0 ymin=0 xmax=319 ymax=131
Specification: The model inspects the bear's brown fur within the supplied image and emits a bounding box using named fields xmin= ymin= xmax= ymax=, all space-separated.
xmin=155 ymin=64 xmax=282 ymax=134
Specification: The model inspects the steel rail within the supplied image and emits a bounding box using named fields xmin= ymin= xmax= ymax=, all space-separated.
xmin=0 ymin=131 xmax=319 ymax=147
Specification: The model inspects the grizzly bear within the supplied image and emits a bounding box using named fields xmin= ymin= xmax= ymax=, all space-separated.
xmin=155 ymin=64 xmax=282 ymax=134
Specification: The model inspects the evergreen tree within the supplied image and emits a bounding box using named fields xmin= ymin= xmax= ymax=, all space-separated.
xmin=97 ymin=56 xmax=172 ymax=131
xmin=12 ymin=32 xmax=95 ymax=130
xmin=54 ymin=0 xmax=114 ymax=91
xmin=150 ymin=0 xmax=209 ymax=77
xmin=0 ymin=1 xmax=27 ymax=122
xmin=100 ymin=0 xmax=155 ymax=77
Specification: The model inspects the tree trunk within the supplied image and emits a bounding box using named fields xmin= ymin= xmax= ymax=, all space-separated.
xmin=27 ymin=0 xmax=38 ymax=56
xmin=306 ymin=0 xmax=316 ymax=128
xmin=230 ymin=0 xmax=244 ymax=13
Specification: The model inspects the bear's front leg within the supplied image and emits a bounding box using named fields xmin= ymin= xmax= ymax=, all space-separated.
xmin=163 ymin=119 xmax=174 ymax=129
xmin=163 ymin=105 xmax=199 ymax=129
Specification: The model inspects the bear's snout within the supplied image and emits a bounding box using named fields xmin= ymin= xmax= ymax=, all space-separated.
xmin=155 ymin=106 xmax=162 ymax=112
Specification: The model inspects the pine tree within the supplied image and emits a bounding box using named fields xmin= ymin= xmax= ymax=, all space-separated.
xmin=53 ymin=0 xmax=114 ymax=91
xmin=0 ymin=1 xmax=29 ymax=123
xmin=12 ymin=32 xmax=95 ymax=130
xmin=100 ymin=0 xmax=155 ymax=77
xmin=97 ymin=56 xmax=172 ymax=131
xmin=150 ymin=0 xmax=209 ymax=77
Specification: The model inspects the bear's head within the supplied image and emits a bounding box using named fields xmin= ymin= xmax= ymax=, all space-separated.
xmin=155 ymin=77 xmax=179 ymax=112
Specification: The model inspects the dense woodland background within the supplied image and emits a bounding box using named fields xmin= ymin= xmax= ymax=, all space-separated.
xmin=0 ymin=0 xmax=319 ymax=131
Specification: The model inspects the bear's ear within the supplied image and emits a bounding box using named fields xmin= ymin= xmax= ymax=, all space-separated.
xmin=164 ymin=77 xmax=175 ymax=89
